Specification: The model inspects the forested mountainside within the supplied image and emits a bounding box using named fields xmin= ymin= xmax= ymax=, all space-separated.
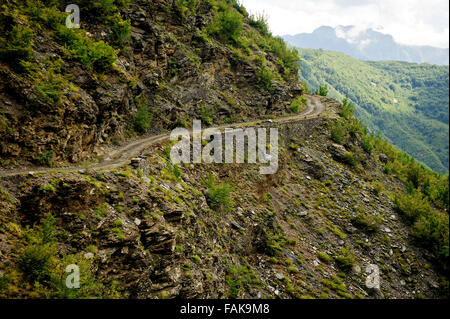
xmin=0 ymin=0 xmax=448 ymax=300
xmin=296 ymin=48 xmax=449 ymax=174
xmin=283 ymin=26 xmax=450 ymax=66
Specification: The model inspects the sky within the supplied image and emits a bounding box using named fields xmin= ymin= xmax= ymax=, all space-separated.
xmin=240 ymin=0 xmax=449 ymax=48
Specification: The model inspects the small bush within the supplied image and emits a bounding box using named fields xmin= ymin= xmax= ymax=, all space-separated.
xmin=289 ymin=96 xmax=307 ymax=114
xmin=395 ymin=191 xmax=449 ymax=268
xmin=362 ymin=134 xmax=374 ymax=154
xmin=26 ymin=2 xmax=66 ymax=30
xmin=38 ymin=150 xmax=54 ymax=166
xmin=351 ymin=213 xmax=382 ymax=233
xmin=315 ymin=84 xmax=328 ymax=97
xmin=339 ymin=97 xmax=354 ymax=119
xmin=207 ymin=8 xmax=243 ymax=44
xmin=226 ymin=265 xmax=259 ymax=298
xmin=36 ymin=69 xmax=65 ymax=103
xmin=132 ymin=97 xmax=152 ymax=134
xmin=199 ymin=105 xmax=214 ymax=126
xmin=343 ymin=152 xmax=360 ymax=168
xmin=55 ymin=26 xmax=117 ymax=73
xmin=19 ymin=243 xmax=56 ymax=284
xmin=249 ymin=13 xmax=270 ymax=36
xmin=108 ymin=14 xmax=131 ymax=47
xmin=0 ymin=25 xmax=34 ymax=72
xmin=330 ymin=121 xmax=347 ymax=144
xmin=173 ymin=0 xmax=200 ymax=23
xmin=256 ymin=63 xmax=275 ymax=93
xmin=334 ymin=247 xmax=355 ymax=272
xmin=204 ymin=174 xmax=234 ymax=212
xmin=317 ymin=251 xmax=332 ymax=263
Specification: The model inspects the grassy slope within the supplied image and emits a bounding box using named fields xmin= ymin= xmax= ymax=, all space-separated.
xmin=296 ymin=48 xmax=449 ymax=174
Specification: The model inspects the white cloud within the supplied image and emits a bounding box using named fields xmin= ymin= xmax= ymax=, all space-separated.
xmin=240 ymin=0 xmax=449 ymax=48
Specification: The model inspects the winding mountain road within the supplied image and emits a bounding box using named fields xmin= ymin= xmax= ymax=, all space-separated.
xmin=0 ymin=94 xmax=326 ymax=178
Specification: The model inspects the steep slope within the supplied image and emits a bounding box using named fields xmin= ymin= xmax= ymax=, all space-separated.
xmin=0 ymin=0 xmax=302 ymax=168
xmin=283 ymin=26 xmax=449 ymax=65
xmin=295 ymin=48 xmax=449 ymax=174
xmin=0 ymin=96 xmax=448 ymax=299
xmin=0 ymin=1 xmax=448 ymax=301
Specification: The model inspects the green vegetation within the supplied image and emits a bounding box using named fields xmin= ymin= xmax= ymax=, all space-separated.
xmin=394 ymin=191 xmax=449 ymax=270
xmin=203 ymin=174 xmax=234 ymax=212
xmin=207 ymin=6 xmax=243 ymax=45
xmin=38 ymin=150 xmax=55 ymax=166
xmin=256 ymin=57 xmax=275 ymax=93
xmin=333 ymin=95 xmax=449 ymax=275
xmin=108 ymin=14 xmax=131 ymax=47
xmin=297 ymin=48 xmax=449 ymax=173
xmin=334 ymin=247 xmax=355 ymax=272
xmin=351 ymin=212 xmax=383 ymax=233
xmin=289 ymin=95 xmax=308 ymax=113
xmin=55 ymin=26 xmax=117 ymax=73
xmin=315 ymin=84 xmax=328 ymax=97
xmin=132 ymin=97 xmax=153 ymax=134
xmin=0 ymin=24 xmax=34 ymax=73
xmin=330 ymin=121 xmax=348 ymax=144
xmin=317 ymin=251 xmax=332 ymax=263
xmin=3 ymin=214 xmax=125 ymax=298
xmin=225 ymin=265 xmax=259 ymax=298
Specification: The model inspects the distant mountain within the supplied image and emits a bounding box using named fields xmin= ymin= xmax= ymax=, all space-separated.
xmin=295 ymin=48 xmax=449 ymax=173
xmin=283 ymin=26 xmax=449 ymax=65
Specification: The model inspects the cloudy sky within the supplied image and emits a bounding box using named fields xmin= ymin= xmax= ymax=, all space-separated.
xmin=241 ymin=0 xmax=449 ymax=48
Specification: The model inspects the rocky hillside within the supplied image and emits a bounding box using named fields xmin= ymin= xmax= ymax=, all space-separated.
xmin=0 ymin=0 xmax=448 ymax=299
xmin=0 ymin=0 xmax=301 ymax=167
xmin=0 ymin=95 xmax=449 ymax=299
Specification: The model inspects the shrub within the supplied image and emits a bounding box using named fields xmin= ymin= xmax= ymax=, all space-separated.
xmin=334 ymin=247 xmax=355 ymax=272
xmin=173 ymin=0 xmax=200 ymax=23
xmin=0 ymin=25 xmax=34 ymax=72
xmin=330 ymin=121 xmax=347 ymax=144
xmin=256 ymin=63 xmax=275 ymax=93
xmin=317 ymin=251 xmax=332 ymax=263
xmin=395 ymin=190 xmax=449 ymax=268
xmin=362 ymin=134 xmax=373 ymax=154
xmin=207 ymin=8 xmax=243 ymax=44
xmin=412 ymin=214 xmax=449 ymax=262
xmin=25 ymin=2 xmax=66 ymax=30
xmin=19 ymin=243 xmax=56 ymax=284
xmin=266 ymin=37 xmax=299 ymax=78
xmin=55 ymin=26 xmax=117 ymax=73
xmin=289 ymin=96 xmax=307 ymax=114
xmin=199 ymin=105 xmax=214 ymax=126
xmin=394 ymin=191 xmax=433 ymax=224
xmin=249 ymin=13 xmax=270 ymax=36
xmin=339 ymin=97 xmax=354 ymax=119
xmin=226 ymin=265 xmax=259 ymax=298
xmin=108 ymin=14 xmax=131 ymax=47
xmin=315 ymin=84 xmax=328 ymax=97
xmin=343 ymin=152 xmax=360 ymax=168
xmin=36 ymin=69 xmax=65 ymax=103
xmin=204 ymin=174 xmax=234 ymax=212
xmin=132 ymin=97 xmax=152 ymax=134
xmin=351 ymin=213 xmax=382 ymax=233
xmin=38 ymin=150 xmax=55 ymax=166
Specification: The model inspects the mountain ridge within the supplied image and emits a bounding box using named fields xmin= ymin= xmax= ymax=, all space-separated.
xmin=283 ymin=26 xmax=449 ymax=65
